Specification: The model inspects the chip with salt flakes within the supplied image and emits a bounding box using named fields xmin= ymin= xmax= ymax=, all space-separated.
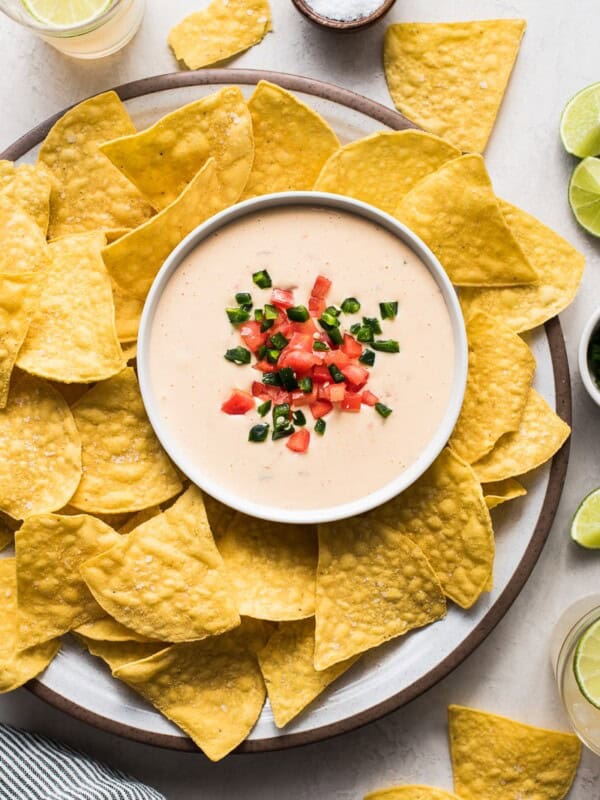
xmin=315 ymin=517 xmax=446 ymax=671
xmin=75 ymin=617 xmax=156 ymax=643
xmin=395 ymin=155 xmax=538 ymax=286
xmin=81 ymin=485 xmax=240 ymax=642
xmin=0 ymin=272 xmax=42 ymax=408
xmin=448 ymin=704 xmax=581 ymax=800
xmin=101 ymin=87 xmax=253 ymax=211
xmin=314 ymin=130 xmax=459 ymax=215
xmin=114 ymin=618 xmax=269 ymax=761
xmin=0 ymin=193 xmax=50 ymax=277
xmin=0 ymin=373 xmax=81 ymax=520
xmin=0 ymin=559 xmax=60 ymax=693
xmin=218 ymin=513 xmax=317 ymax=621
xmin=449 ymin=312 xmax=535 ymax=464
xmin=168 ymin=0 xmax=272 ymax=71
xmin=472 ymin=389 xmax=570 ymax=483
xmin=384 ymin=19 xmax=526 ymax=153
xmin=77 ymin=635 xmax=165 ymax=672
xmin=460 ymin=200 xmax=586 ymax=332
xmin=240 ymin=80 xmax=340 ymax=199
xmin=38 ymin=91 xmax=153 ymax=239
xmin=369 ymin=448 xmax=494 ymax=609
xmin=365 ymin=788 xmax=462 ymax=800
xmin=483 ymin=479 xmax=527 ymax=510
xmin=103 ymin=158 xmax=229 ymax=299
xmin=17 ymin=232 xmax=125 ymax=384
xmin=0 ymin=161 xmax=52 ymax=235
xmin=258 ymin=618 xmax=358 ymax=728
xmin=69 ymin=367 xmax=182 ymax=514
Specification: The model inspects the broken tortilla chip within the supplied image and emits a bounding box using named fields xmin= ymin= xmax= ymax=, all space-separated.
xmin=365 ymin=788 xmax=462 ymax=800
xmin=395 ymin=155 xmax=538 ymax=286
xmin=483 ymin=479 xmax=526 ymax=510
xmin=77 ymin=635 xmax=165 ymax=672
xmin=384 ymin=19 xmax=526 ymax=153
xmin=0 ymin=272 xmax=42 ymax=408
xmin=0 ymin=161 xmax=52 ymax=235
xmin=0 ymin=193 xmax=50 ymax=277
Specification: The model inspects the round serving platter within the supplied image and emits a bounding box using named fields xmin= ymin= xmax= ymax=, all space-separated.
xmin=1 ymin=69 xmax=572 ymax=754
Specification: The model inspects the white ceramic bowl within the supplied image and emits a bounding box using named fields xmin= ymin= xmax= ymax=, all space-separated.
xmin=137 ymin=192 xmax=468 ymax=524
xmin=579 ymin=306 xmax=600 ymax=406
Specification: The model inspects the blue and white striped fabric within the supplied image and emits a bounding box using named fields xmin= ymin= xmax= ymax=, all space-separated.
xmin=0 ymin=724 xmax=166 ymax=800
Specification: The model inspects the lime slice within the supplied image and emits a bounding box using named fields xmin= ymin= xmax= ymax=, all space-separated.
xmin=574 ymin=619 xmax=600 ymax=708
xmin=22 ymin=0 xmax=110 ymax=26
xmin=571 ymin=487 xmax=600 ymax=548
xmin=569 ymin=157 xmax=600 ymax=236
xmin=561 ymin=82 xmax=600 ymax=157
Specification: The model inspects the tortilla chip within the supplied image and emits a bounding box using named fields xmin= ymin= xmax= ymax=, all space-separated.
xmin=114 ymin=618 xmax=268 ymax=760
xmin=49 ymin=380 xmax=91 ymax=407
xmin=365 ymin=788 xmax=462 ymax=800
xmin=77 ymin=635 xmax=165 ymax=672
xmin=203 ymin=492 xmax=236 ymax=541
xmin=384 ymin=20 xmax=526 ymax=153
xmin=0 ymin=161 xmax=52 ymax=235
xmin=472 ymin=389 xmax=571 ymax=483
xmin=0 ymin=272 xmax=42 ymax=408
xmin=103 ymin=158 xmax=229 ymax=299
xmin=168 ymin=0 xmax=272 ymax=70
xmin=241 ymin=80 xmax=340 ymax=199
xmin=81 ymin=485 xmax=240 ymax=642
xmin=218 ymin=513 xmax=317 ymax=621
xmin=484 ymin=479 xmax=527 ymax=510
xmin=121 ymin=341 xmax=137 ymax=364
xmin=259 ymin=618 xmax=358 ymax=727
xmin=15 ymin=513 xmax=121 ymax=648
xmin=38 ymin=91 xmax=153 ymax=239
xmin=0 ymin=559 xmax=60 ymax=693
xmin=69 ymin=367 xmax=182 ymax=514
xmin=369 ymin=448 xmax=494 ymax=609
xmin=449 ymin=312 xmax=535 ymax=463
xmin=111 ymin=279 xmax=143 ymax=343
xmin=101 ymin=87 xmax=254 ymax=211
xmin=117 ymin=505 xmax=161 ymax=534
xmin=314 ymin=130 xmax=459 ymax=215
xmin=448 ymin=705 xmax=581 ymax=800
xmin=0 ymin=373 xmax=82 ymax=520
xmin=395 ymin=155 xmax=538 ymax=286
xmin=75 ymin=616 xmax=156 ymax=643
xmin=315 ymin=517 xmax=446 ymax=670
xmin=460 ymin=201 xmax=586 ymax=332
xmin=0 ymin=193 xmax=51 ymax=277
xmin=16 ymin=232 xmax=125 ymax=384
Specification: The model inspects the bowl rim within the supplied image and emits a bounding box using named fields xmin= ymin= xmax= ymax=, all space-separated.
xmin=137 ymin=191 xmax=468 ymax=525
xmin=578 ymin=305 xmax=600 ymax=406
xmin=290 ymin=0 xmax=396 ymax=31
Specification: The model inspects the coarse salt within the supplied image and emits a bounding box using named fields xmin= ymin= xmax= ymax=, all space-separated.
xmin=304 ymin=0 xmax=385 ymax=23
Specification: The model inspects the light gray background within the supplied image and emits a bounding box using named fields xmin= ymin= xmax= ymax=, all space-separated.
xmin=1 ymin=1 xmax=599 ymax=797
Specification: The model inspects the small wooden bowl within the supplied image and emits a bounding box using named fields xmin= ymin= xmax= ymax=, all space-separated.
xmin=291 ymin=0 xmax=396 ymax=32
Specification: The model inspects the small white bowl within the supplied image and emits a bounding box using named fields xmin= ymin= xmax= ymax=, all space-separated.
xmin=137 ymin=192 xmax=468 ymax=524
xmin=579 ymin=306 xmax=600 ymax=406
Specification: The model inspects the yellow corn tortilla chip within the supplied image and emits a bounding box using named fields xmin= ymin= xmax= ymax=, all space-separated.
xmin=111 ymin=279 xmax=143 ymax=343
xmin=384 ymin=20 xmax=526 ymax=153
xmin=472 ymin=389 xmax=571 ymax=483
xmin=101 ymin=87 xmax=254 ymax=211
xmin=77 ymin=635 xmax=165 ymax=672
xmin=0 ymin=272 xmax=42 ymax=408
xmin=0 ymin=559 xmax=60 ymax=692
xmin=0 ymin=161 xmax=52 ymax=235
xmin=114 ymin=618 xmax=269 ymax=760
xmin=15 ymin=513 xmax=121 ymax=648
xmin=117 ymin=505 xmax=161 ymax=534
xmin=203 ymin=492 xmax=236 ymax=541
xmin=314 ymin=130 xmax=460 ymax=215
xmin=448 ymin=704 xmax=581 ymax=800
xmin=38 ymin=91 xmax=153 ymax=239
xmin=365 ymin=788 xmax=462 ymax=800
xmin=16 ymin=232 xmax=125 ymax=384
xmin=483 ymin=479 xmax=527 ymax=510
xmin=315 ymin=517 xmax=446 ymax=670
xmin=0 ymin=372 xmax=82 ymax=520
xmin=259 ymin=618 xmax=358 ymax=728
xmin=241 ymin=80 xmax=340 ymax=199
xmin=460 ymin=201 xmax=586 ymax=332
xmin=369 ymin=448 xmax=494 ymax=609
xmin=218 ymin=513 xmax=317 ymax=621
xmin=81 ymin=485 xmax=240 ymax=642
xmin=69 ymin=367 xmax=182 ymax=514
xmin=0 ymin=193 xmax=50 ymax=277
xmin=103 ymin=158 xmax=229 ymax=299
xmin=168 ymin=0 xmax=272 ymax=70
xmin=75 ymin=617 xmax=156 ymax=643
xmin=121 ymin=341 xmax=137 ymax=364
xmin=449 ymin=312 xmax=535 ymax=464
xmin=395 ymin=155 xmax=537 ymax=286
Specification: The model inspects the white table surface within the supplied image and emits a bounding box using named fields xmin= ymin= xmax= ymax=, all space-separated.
xmin=1 ymin=1 xmax=600 ymax=797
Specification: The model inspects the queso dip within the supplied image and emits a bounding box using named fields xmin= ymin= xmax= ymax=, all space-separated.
xmin=148 ymin=205 xmax=455 ymax=513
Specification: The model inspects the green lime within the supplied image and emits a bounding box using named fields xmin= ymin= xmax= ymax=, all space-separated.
xmin=571 ymin=487 xmax=600 ymax=548
xmin=574 ymin=618 xmax=600 ymax=708
xmin=569 ymin=157 xmax=600 ymax=236
xmin=561 ymin=82 xmax=600 ymax=157
xmin=22 ymin=0 xmax=110 ymax=26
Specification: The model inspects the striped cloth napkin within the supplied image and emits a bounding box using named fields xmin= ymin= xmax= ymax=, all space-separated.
xmin=0 ymin=724 xmax=166 ymax=800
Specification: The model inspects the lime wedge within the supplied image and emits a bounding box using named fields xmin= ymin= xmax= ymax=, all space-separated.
xmin=571 ymin=487 xmax=600 ymax=548
xmin=574 ymin=619 xmax=600 ymax=708
xmin=561 ymin=82 xmax=600 ymax=157
xmin=569 ymin=157 xmax=600 ymax=236
xmin=22 ymin=0 xmax=110 ymax=26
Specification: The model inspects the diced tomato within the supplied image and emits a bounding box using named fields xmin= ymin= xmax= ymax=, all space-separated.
xmin=311 ymin=275 xmax=332 ymax=299
xmin=278 ymin=349 xmax=320 ymax=374
xmin=287 ymin=332 xmax=314 ymax=352
xmin=240 ymin=321 xmax=266 ymax=353
xmin=221 ymin=389 xmax=254 ymax=415
xmin=312 ymin=366 xmax=331 ymax=385
xmin=341 ymin=364 xmax=369 ymax=389
xmin=324 ymin=350 xmax=350 ymax=368
xmin=310 ymin=399 xmax=333 ymax=419
xmin=341 ymin=333 xmax=362 ymax=360
xmin=340 ymin=392 xmax=362 ymax=412
xmin=293 ymin=317 xmax=318 ymax=335
xmin=251 ymin=381 xmax=270 ymax=400
xmin=361 ymin=390 xmax=379 ymax=407
xmin=253 ymin=359 xmax=278 ymax=373
xmin=271 ymin=288 xmax=295 ymax=310
xmin=290 ymin=389 xmax=317 ymax=406
xmin=325 ymin=384 xmax=346 ymax=403
xmin=286 ymin=428 xmax=310 ymax=453
xmin=309 ymin=295 xmax=326 ymax=317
